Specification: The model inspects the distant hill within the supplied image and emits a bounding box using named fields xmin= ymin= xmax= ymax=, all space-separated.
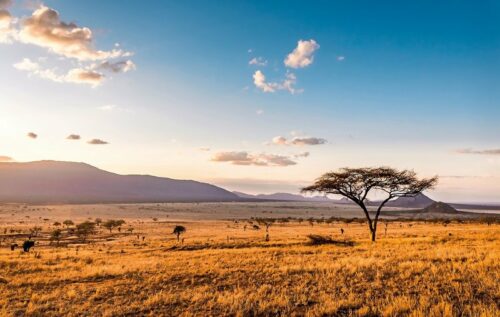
xmin=233 ymin=191 xmax=332 ymax=202
xmin=421 ymin=202 xmax=458 ymax=214
xmin=0 ymin=161 xmax=240 ymax=203
xmin=384 ymin=193 xmax=435 ymax=208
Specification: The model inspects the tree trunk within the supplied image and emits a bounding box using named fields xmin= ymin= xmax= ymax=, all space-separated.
xmin=371 ymin=227 xmax=377 ymax=242
xmin=176 ymin=233 xmax=180 ymax=241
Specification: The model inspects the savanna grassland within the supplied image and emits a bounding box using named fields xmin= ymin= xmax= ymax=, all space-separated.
xmin=0 ymin=203 xmax=498 ymax=316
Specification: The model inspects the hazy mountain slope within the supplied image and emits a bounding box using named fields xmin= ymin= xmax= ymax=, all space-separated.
xmin=0 ymin=161 xmax=240 ymax=203
xmin=233 ymin=191 xmax=332 ymax=202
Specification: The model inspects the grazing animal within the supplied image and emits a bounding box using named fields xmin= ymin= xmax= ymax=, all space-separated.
xmin=23 ymin=240 xmax=35 ymax=252
xmin=10 ymin=243 xmax=18 ymax=251
xmin=340 ymin=228 xmax=344 ymax=235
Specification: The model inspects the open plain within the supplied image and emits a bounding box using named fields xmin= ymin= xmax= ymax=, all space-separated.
xmin=0 ymin=203 xmax=498 ymax=316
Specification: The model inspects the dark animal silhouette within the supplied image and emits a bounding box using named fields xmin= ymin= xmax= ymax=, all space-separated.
xmin=10 ymin=240 xmax=35 ymax=252
xmin=23 ymin=240 xmax=35 ymax=252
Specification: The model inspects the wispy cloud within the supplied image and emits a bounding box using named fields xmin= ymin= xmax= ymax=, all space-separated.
xmin=97 ymin=60 xmax=136 ymax=73
xmin=337 ymin=56 xmax=345 ymax=61
xmin=211 ymin=151 xmax=297 ymax=167
xmin=13 ymin=58 xmax=104 ymax=87
xmin=88 ymin=138 xmax=108 ymax=145
xmin=291 ymin=137 xmax=327 ymax=146
xmin=198 ymin=147 xmax=211 ymax=152
xmin=456 ymin=148 xmax=500 ymax=155
xmin=27 ymin=132 xmax=37 ymax=139
xmin=294 ymin=151 xmax=310 ymax=158
xmin=249 ymin=57 xmax=267 ymax=66
xmin=284 ymin=39 xmax=320 ymax=68
xmin=66 ymin=134 xmax=80 ymax=140
xmin=256 ymin=109 xmax=264 ymax=115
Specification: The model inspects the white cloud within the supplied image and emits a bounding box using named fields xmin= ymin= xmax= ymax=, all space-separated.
xmin=337 ymin=56 xmax=345 ymax=61
xmin=253 ymin=70 xmax=300 ymax=94
xmin=256 ymin=109 xmax=264 ymax=115
xmin=18 ymin=6 xmax=128 ymax=61
xmin=249 ymin=57 xmax=267 ymax=66
xmin=4 ymin=4 xmax=134 ymax=87
xmin=284 ymin=39 xmax=320 ymax=68
xmin=13 ymin=58 xmax=39 ymax=71
xmin=199 ymin=147 xmax=211 ymax=152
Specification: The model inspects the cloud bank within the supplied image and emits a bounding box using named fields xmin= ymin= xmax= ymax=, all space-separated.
xmin=18 ymin=6 xmax=127 ymax=61
xmin=5 ymin=4 xmax=134 ymax=86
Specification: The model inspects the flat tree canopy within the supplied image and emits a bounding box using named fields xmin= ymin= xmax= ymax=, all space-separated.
xmin=302 ymin=167 xmax=438 ymax=241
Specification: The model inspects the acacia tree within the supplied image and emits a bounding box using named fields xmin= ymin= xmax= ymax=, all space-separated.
xmin=172 ymin=225 xmax=186 ymax=242
xmin=302 ymin=167 xmax=437 ymax=242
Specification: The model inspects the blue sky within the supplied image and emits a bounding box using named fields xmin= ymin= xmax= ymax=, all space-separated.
xmin=1 ymin=0 xmax=499 ymax=202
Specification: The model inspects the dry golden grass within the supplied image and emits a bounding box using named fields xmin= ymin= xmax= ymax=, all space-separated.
xmin=0 ymin=215 xmax=498 ymax=316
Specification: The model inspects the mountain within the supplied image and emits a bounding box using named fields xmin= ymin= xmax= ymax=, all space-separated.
xmin=233 ymin=191 xmax=332 ymax=202
xmin=384 ymin=193 xmax=435 ymax=208
xmin=421 ymin=202 xmax=459 ymax=214
xmin=0 ymin=161 xmax=240 ymax=203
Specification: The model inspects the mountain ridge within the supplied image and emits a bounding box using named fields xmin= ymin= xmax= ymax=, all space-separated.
xmin=0 ymin=160 xmax=240 ymax=203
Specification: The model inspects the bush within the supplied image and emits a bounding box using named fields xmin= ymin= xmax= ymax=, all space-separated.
xmin=307 ymin=235 xmax=355 ymax=246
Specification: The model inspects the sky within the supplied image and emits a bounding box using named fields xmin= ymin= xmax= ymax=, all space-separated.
xmin=0 ymin=0 xmax=499 ymax=202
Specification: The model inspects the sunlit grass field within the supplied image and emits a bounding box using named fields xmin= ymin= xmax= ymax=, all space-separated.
xmin=0 ymin=213 xmax=498 ymax=316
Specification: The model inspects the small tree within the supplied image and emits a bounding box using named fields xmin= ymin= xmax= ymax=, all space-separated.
xmin=76 ymin=221 xmax=96 ymax=242
xmin=172 ymin=225 xmax=186 ymax=242
xmin=95 ymin=218 xmax=102 ymax=227
xmin=63 ymin=220 xmax=74 ymax=228
xmin=50 ymin=229 xmax=62 ymax=245
xmin=53 ymin=221 xmax=61 ymax=227
xmin=103 ymin=220 xmax=115 ymax=233
xmin=303 ymin=167 xmax=437 ymax=242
